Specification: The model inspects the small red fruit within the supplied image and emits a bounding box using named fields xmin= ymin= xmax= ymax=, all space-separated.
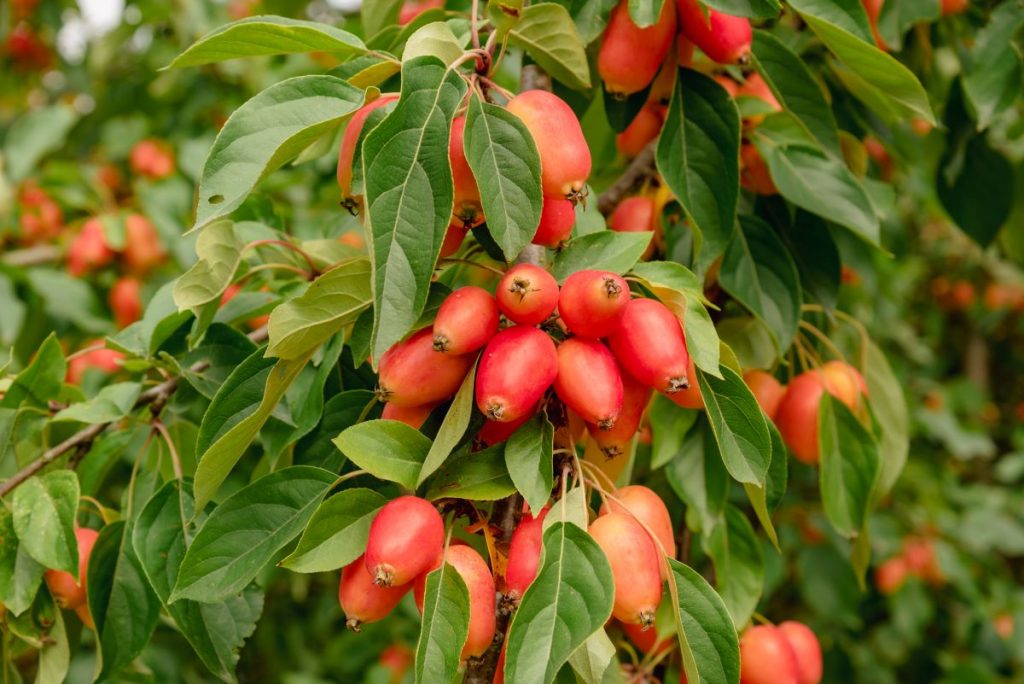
xmin=589 ymin=512 xmax=662 ymax=628
xmin=398 ymin=0 xmax=444 ymax=24
xmin=598 ymin=0 xmax=677 ymax=96
xmin=122 ymin=213 xmax=165 ymax=273
xmin=774 ymin=363 xmax=867 ymax=465
xmin=66 ymin=345 xmax=124 ymax=385
xmin=740 ymin=143 xmax=777 ymax=196
xmin=875 ymin=556 xmax=909 ymax=595
xmin=607 ymin=298 xmax=690 ymax=394
xmin=599 ymin=485 xmax=676 ymax=561
xmin=44 ymin=527 xmax=99 ymax=610
xmin=415 ymin=545 xmax=496 ymax=659
xmin=18 ymin=182 xmax=62 ymax=243
xmin=554 ymin=338 xmax=623 ymax=428
xmin=778 ymin=621 xmax=823 ymax=684
xmin=665 ymin=355 xmax=702 ymax=409
xmin=903 ymin=537 xmax=943 ymax=585
xmin=129 ymin=139 xmax=176 ymax=180
xmin=506 ymin=91 xmax=591 ymax=200
xmin=381 ymin=401 xmax=439 ymax=430
xmin=379 ymin=644 xmax=414 ymax=683
xmin=940 ymin=0 xmax=968 ymax=15
xmin=109 ymin=276 xmax=143 ymax=329
xmin=862 ymin=0 xmax=886 ymax=49
xmin=744 ymin=370 xmax=785 ymax=421
xmin=68 ymin=218 xmax=115 ymax=277
xmin=337 ymin=94 xmax=400 ymax=206
xmin=339 ymin=555 xmax=412 ymax=630
xmin=75 ymin=603 xmax=95 ymax=629
xmin=449 ymin=116 xmax=484 ymax=228
xmin=608 ymin=196 xmax=656 ymax=258
xmin=365 ymin=496 xmax=444 ymax=587
xmin=617 ymin=105 xmax=665 ymax=157
xmin=676 ymin=0 xmax=752 ymax=64
xmin=586 ymin=365 xmax=653 ymax=459
xmin=440 ymin=222 xmax=469 ymax=258
xmin=476 ymin=327 xmax=558 ymax=422
xmin=476 ymin=406 xmax=537 ymax=447
xmin=504 ymin=507 xmax=549 ymax=599
xmin=558 ymin=270 xmax=629 ymax=339
xmin=377 ymin=328 xmax=475 ymax=407
xmin=622 ymin=619 xmax=672 ymax=655
xmin=531 ymin=196 xmax=576 ymax=248
xmin=496 ymin=263 xmax=559 ymax=326
xmin=433 ymin=286 xmax=500 ymax=354
xmin=739 ymin=625 xmax=801 ymax=684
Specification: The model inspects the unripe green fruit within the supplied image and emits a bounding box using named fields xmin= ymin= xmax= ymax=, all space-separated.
xmin=339 ymin=554 xmax=411 ymax=631
xmin=496 ymin=263 xmax=559 ymax=326
xmin=44 ymin=527 xmax=99 ymax=610
xmin=506 ymin=91 xmax=591 ymax=200
xmin=588 ymin=512 xmax=662 ymax=628
xmin=377 ymin=328 xmax=475 ymax=407
xmin=558 ymin=270 xmax=629 ymax=339
xmin=598 ymin=0 xmax=677 ymax=96
xmin=554 ymin=338 xmax=623 ymax=428
xmin=676 ymin=0 xmax=752 ymax=64
xmin=433 ymin=286 xmax=500 ymax=354
xmin=607 ymin=298 xmax=691 ymax=394
xmin=365 ymin=496 xmax=444 ymax=587
xmin=475 ymin=326 xmax=557 ymax=423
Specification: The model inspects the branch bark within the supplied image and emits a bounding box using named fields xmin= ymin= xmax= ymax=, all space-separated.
xmin=0 ymin=325 xmax=269 ymax=499
xmin=1 ymin=244 xmax=62 ymax=267
xmin=596 ymin=141 xmax=658 ymax=216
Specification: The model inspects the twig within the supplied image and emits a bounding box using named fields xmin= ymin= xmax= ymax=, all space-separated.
xmin=519 ymin=64 xmax=552 ymax=93
xmin=0 ymin=326 xmax=269 ymax=499
xmin=596 ymin=142 xmax=658 ymax=216
xmin=0 ymin=244 xmax=62 ymax=267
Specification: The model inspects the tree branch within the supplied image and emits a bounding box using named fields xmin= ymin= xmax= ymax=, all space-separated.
xmin=0 ymin=325 xmax=269 ymax=500
xmin=1 ymin=244 xmax=62 ymax=267
xmin=596 ymin=142 xmax=658 ymax=216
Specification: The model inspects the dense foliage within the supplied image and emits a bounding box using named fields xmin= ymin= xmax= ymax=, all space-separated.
xmin=0 ymin=0 xmax=1022 ymax=683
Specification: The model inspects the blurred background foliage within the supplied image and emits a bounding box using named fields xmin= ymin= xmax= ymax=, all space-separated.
xmin=1 ymin=0 xmax=1022 ymax=682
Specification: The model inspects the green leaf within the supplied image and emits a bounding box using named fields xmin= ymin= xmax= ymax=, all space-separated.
xmin=333 ymin=419 xmax=432 ymax=490
xmin=87 ymin=521 xmax=161 ymax=678
xmin=793 ymin=6 xmax=934 ymax=124
xmin=414 ymin=562 xmax=471 ymax=684
xmin=296 ymin=390 xmax=377 ymax=471
xmin=704 ymin=506 xmax=764 ymax=628
xmin=750 ymin=30 xmax=841 ymax=156
xmin=363 ymin=57 xmax=467 ymax=361
xmin=962 ymin=2 xmax=1024 ymax=130
xmin=53 ymin=383 xmax=141 ymax=424
xmin=547 ymin=0 xmax=619 ymax=43
xmin=464 ymin=93 xmax=544 ymax=260
xmin=649 ymin=394 xmax=699 ymax=470
xmin=0 ymin=333 xmax=65 ymax=410
xmin=13 ymin=472 xmax=79 ymax=576
xmin=626 ymin=0 xmax=666 ymax=26
xmin=818 ymin=395 xmax=880 ymax=538
xmin=192 ymin=75 xmax=366 ymax=231
xmin=629 ymin=261 xmax=721 ymax=377
xmin=180 ymin=324 xmax=258 ymax=400
xmin=787 ymin=0 xmax=874 ymax=44
xmin=666 ymin=420 xmax=729 ymax=532
xmin=667 ymin=558 xmax=740 ymax=684
xmin=2 ymin=105 xmax=78 ymax=182
xmin=551 ymin=231 xmax=653 ymax=281
xmin=863 ymin=340 xmax=907 ymax=503
xmin=508 ymin=4 xmax=592 ymax=90
xmin=568 ymin=628 xmax=619 ymax=684
xmin=110 ymin=282 xmax=193 ymax=357
xmin=0 ymin=507 xmax=44 ymax=615
xmin=753 ymin=113 xmax=879 ymax=244
xmin=172 ymin=467 xmax=335 ymax=603
xmin=279 ymin=488 xmax=387 ymax=573
xmin=331 ymin=53 xmax=402 ymax=89
xmin=194 ymin=350 xmax=311 ymax=512
xmin=403 ymin=21 xmax=465 ymax=65
xmin=701 ymin=0 xmax=781 ymax=19
xmin=425 ymin=445 xmax=516 ymax=501
xmin=937 ymin=129 xmax=1014 ymax=247
xmin=283 ymin=332 xmax=345 ymax=443
xmin=363 ymin=0 xmax=404 ymax=37
xmin=505 ymin=413 xmax=555 ymax=515
xmin=133 ymin=480 xmax=263 ymax=682
xmin=504 ymin=523 xmax=614 ymax=684
xmin=167 ymin=16 xmax=365 ymax=68
xmin=719 ymin=215 xmax=801 ymax=353
xmin=696 ymin=366 xmax=771 ymax=486
xmin=25 ymin=270 xmax=108 ymax=334
xmin=35 ymin=604 xmax=69 ymax=684
xmin=267 ymin=258 xmax=373 ymax=360
xmin=419 ymin=365 xmax=478 ymax=485
xmin=173 ymin=221 xmax=243 ymax=310
xmin=656 ymin=69 xmax=740 ymax=274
